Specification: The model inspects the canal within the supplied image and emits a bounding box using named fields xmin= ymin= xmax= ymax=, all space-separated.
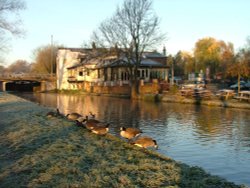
xmin=16 ymin=92 xmax=250 ymax=186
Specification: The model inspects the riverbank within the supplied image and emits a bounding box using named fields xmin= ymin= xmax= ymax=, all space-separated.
xmin=161 ymin=93 xmax=250 ymax=110
xmin=56 ymin=89 xmax=250 ymax=110
xmin=0 ymin=92 xmax=247 ymax=187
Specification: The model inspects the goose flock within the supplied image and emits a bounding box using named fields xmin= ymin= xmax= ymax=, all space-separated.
xmin=46 ymin=109 xmax=158 ymax=149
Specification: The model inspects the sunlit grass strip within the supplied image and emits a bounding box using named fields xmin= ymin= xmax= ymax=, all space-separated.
xmin=0 ymin=93 xmax=246 ymax=187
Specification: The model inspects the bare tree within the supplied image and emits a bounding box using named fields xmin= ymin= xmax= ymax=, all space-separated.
xmin=92 ymin=0 xmax=166 ymax=97
xmin=0 ymin=0 xmax=26 ymax=57
xmin=0 ymin=64 xmax=5 ymax=74
xmin=5 ymin=59 xmax=31 ymax=73
xmin=0 ymin=0 xmax=26 ymax=35
xmin=31 ymin=45 xmax=59 ymax=74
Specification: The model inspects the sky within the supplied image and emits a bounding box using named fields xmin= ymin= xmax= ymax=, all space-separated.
xmin=4 ymin=0 xmax=250 ymax=65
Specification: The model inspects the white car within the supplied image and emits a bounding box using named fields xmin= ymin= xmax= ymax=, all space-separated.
xmin=181 ymin=81 xmax=206 ymax=89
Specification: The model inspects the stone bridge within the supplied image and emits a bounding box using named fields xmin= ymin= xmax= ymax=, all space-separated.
xmin=0 ymin=73 xmax=56 ymax=92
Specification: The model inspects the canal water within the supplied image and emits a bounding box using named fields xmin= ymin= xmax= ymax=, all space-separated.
xmin=16 ymin=92 xmax=250 ymax=186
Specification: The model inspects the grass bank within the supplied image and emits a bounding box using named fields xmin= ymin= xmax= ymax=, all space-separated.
xmin=0 ymin=92 xmax=246 ymax=187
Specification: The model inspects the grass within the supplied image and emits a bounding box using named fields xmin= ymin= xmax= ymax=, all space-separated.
xmin=0 ymin=93 xmax=247 ymax=188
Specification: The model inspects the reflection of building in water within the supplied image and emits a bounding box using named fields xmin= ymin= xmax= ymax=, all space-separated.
xmin=34 ymin=93 xmax=58 ymax=108
xmin=56 ymin=94 xmax=135 ymax=123
xmin=57 ymin=94 xmax=95 ymax=117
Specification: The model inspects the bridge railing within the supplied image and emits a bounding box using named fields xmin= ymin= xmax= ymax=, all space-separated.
xmin=0 ymin=73 xmax=56 ymax=79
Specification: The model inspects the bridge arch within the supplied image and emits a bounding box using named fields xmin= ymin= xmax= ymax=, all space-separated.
xmin=0 ymin=74 xmax=56 ymax=92
xmin=5 ymin=80 xmax=41 ymax=92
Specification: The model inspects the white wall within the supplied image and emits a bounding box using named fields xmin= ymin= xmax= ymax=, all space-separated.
xmin=56 ymin=49 xmax=81 ymax=90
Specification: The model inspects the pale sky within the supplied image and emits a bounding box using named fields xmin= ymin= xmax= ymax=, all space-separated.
xmin=4 ymin=0 xmax=250 ymax=65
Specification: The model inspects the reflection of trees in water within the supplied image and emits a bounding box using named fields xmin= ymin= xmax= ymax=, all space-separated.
xmin=194 ymin=106 xmax=224 ymax=136
xmin=193 ymin=106 xmax=250 ymax=149
xmin=228 ymin=109 xmax=250 ymax=149
xmin=34 ymin=93 xmax=57 ymax=107
xmin=192 ymin=106 xmax=239 ymax=141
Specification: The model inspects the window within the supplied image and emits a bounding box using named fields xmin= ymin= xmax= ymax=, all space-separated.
xmin=79 ymin=71 xmax=83 ymax=76
xmin=137 ymin=70 xmax=140 ymax=77
xmin=121 ymin=72 xmax=124 ymax=80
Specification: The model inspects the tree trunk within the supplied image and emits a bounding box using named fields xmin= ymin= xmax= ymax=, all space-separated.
xmin=237 ymin=73 xmax=241 ymax=94
xmin=171 ymin=61 xmax=174 ymax=85
xmin=131 ymin=79 xmax=140 ymax=100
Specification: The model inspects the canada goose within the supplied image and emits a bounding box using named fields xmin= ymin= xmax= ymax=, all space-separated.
xmin=85 ymin=121 xmax=99 ymax=130
xmin=46 ymin=108 xmax=60 ymax=118
xmin=85 ymin=121 xmax=109 ymax=131
xmin=75 ymin=120 xmax=84 ymax=127
xmin=66 ymin=112 xmax=82 ymax=121
xmin=120 ymin=127 xmax=142 ymax=140
xmin=132 ymin=136 xmax=158 ymax=149
xmin=91 ymin=124 xmax=110 ymax=135
xmin=84 ymin=115 xmax=100 ymax=123
xmin=76 ymin=116 xmax=85 ymax=123
xmin=75 ymin=115 xmax=94 ymax=124
xmin=83 ymin=116 xmax=103 ymax=130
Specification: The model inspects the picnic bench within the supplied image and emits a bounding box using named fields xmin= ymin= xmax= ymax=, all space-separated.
xmin=234 ymin=91 xmax=250 ymax=102
xmin=180 ymin=88 xmax=212 ymax=99
xmin=180 ymin=89 xmax=193 ymax=96
xmin=216 ymin=89 xmax=236 ymax=100
xmin=192 ymin=89 xmax=212 ymax=99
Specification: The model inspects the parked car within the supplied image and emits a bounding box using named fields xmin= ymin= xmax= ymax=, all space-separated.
xmin=169 ymin=76 xmax=183 ymax=85
xmin=181 ymin=80 xmax=206 ymax=89
xmin=244 ymin=81 xmax=250 ymax=90
xmin=229 ymin=81 xmax=246 ymax=90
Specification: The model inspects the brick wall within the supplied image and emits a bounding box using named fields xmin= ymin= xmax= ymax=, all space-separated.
xmin=139 ymin=83 xmax=159 ymax=94
xmin=93 ymin=85 xmax=131 ymax=95
xmin=75 ymin=81 xmax=166 ymax=96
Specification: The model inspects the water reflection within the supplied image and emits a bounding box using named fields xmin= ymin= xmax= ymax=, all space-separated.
xmin=17 ymin=92 xmax=250 ymax=186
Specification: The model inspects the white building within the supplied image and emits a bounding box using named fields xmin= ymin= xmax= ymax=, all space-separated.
xmin=56 ymin=47 xmax=169 ymax=90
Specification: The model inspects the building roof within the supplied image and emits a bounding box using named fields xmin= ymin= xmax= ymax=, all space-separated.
xmin=143 ymin=51 xmax=166 ymax=58
xmin=58 ymin=47 xmax=92 ymax=53
xmin=104 ymin=57 xmax=168 ymax=68
xmin=64 ymin=48 xmax=169 ymax=70
xmin=141 ymin=58 xmax=167 ymax=67
xmin=67 ymin=57 xmax=168 ymax=70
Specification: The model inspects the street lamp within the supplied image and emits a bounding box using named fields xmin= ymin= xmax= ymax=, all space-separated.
xmin=171 ymin=59 xmax=175 ymax=85
xmin=50 ymin=35 xmax=53 ymax=76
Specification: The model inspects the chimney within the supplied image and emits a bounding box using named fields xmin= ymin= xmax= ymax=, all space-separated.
xmin=92 ymin=42 xmax=96 ymax=49
xmin=163 ymin=46 xmax=166 ymax=56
